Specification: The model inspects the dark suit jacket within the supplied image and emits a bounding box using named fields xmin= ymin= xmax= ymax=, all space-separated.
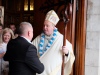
xmin=4 ymin=36 xmax=44 ymax=75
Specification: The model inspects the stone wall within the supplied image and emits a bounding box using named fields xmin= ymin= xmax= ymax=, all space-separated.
xmin=85 ymin=0 xmax=100 ymax=75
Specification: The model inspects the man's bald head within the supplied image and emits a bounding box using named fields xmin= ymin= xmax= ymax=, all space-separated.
xmin=19 ymin=22 xmax=33 ymax=40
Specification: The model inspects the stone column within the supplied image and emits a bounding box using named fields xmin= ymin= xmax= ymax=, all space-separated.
xmin=85 ymin=0 xmax=100 ymax=75
xmin=99 ymin=34 xmax=100 ymax=75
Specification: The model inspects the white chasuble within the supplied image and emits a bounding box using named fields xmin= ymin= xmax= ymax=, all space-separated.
xmin=32 ymin=32 xmax=75 ymax=75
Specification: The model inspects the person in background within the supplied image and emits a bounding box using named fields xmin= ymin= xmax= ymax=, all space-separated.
xmin=0 ymin=23 xmax=3 ymax=43
xmin=4 ymin=22 xmax=44 ymax=75
xmin=9 ymin=23 xmax=19 ymax=38
xmin=0 ymin=28 xmax=14 ymax=58
xmin=0 ymin=28 xmax=14 ymax=75
xmin=32 ymin=10 xmax=75 ymax=75
xmin=0 ymin=23 xmax=3 ymax=34
xmin=9 ymin=23 xmax=16 ymax=34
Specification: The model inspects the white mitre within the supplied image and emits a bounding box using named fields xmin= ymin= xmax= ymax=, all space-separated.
xmin=45 ymin=10 xmax=60 ymax=26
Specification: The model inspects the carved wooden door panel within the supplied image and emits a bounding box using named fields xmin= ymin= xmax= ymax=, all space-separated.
xmin=35 ymin=0 xmax=87 ymax=75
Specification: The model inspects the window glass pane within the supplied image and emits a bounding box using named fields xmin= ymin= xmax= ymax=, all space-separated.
xmin=30 ymin=0 xmax=34 ymax=10
xmin=24 ymin=0 xmax=28 ymax=11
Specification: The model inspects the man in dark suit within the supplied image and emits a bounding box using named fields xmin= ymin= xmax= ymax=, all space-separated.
xmin=4 ymin=22 xmax=44 ymax=75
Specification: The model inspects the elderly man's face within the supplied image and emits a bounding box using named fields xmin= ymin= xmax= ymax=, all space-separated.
xmin=29 ymin=28 xmax=33 ymax=41
xmin=43 ymin=20 xmax=55 ymax=36
xmin=0 ymin=26 xmax=3 ymax=34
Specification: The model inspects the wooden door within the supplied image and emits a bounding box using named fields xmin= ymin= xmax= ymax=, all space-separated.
xmin=34 ymin=0 xmax=87 ymax=75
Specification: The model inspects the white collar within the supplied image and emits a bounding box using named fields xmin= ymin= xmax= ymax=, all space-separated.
xmin=20 ymin=36 xmax=31 ymax=44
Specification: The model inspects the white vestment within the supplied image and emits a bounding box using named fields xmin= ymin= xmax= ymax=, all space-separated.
xmin=32 ymin=31 xmax=75 ymax=75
